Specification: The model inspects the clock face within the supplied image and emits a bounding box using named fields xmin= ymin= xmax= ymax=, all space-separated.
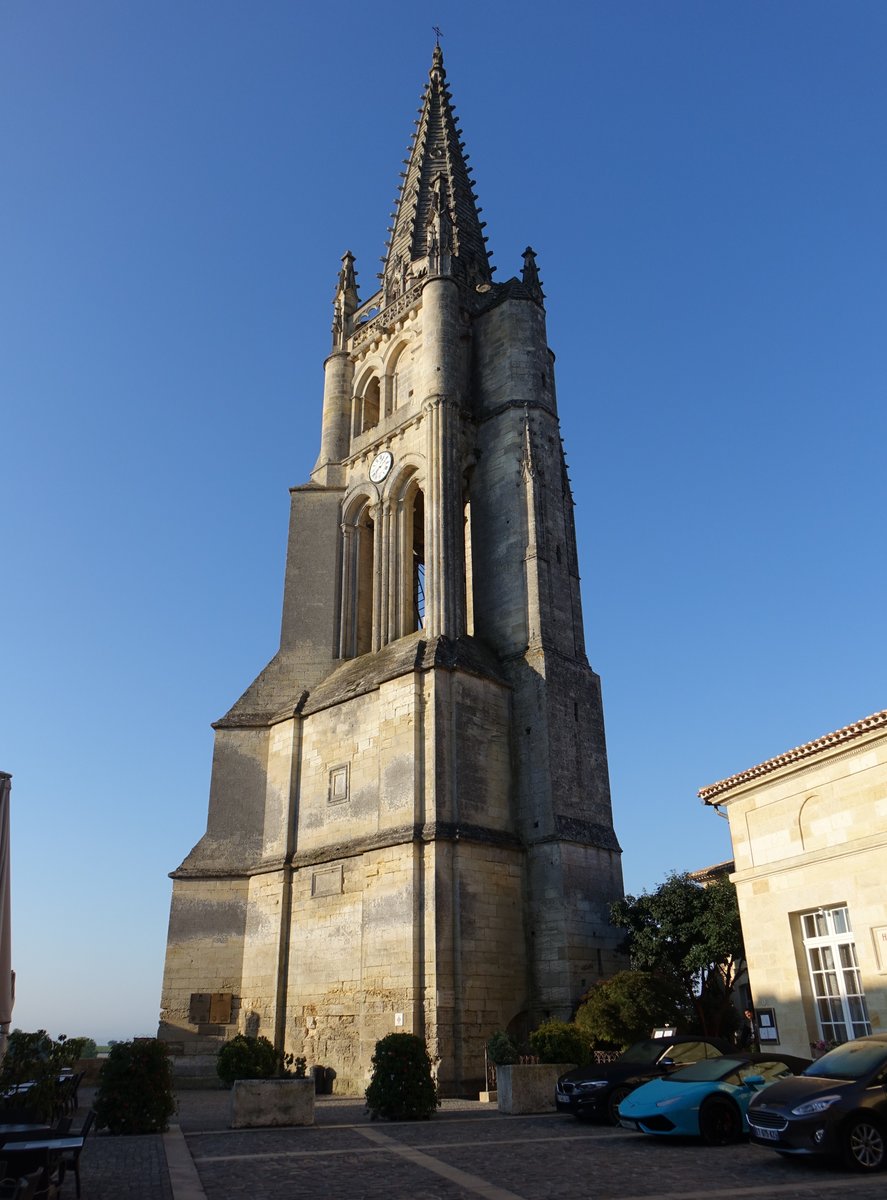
xmin=369 ymin=450 xmax=393 ymax=483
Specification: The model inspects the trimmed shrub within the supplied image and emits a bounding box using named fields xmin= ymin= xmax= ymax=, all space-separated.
xmin=485 ymin=1031 xmax=519 ymax=1066
xmin=95 ymin=1039 xmax=176 ymax=1134
xmin=528 ymin=1020 xmax=589 ymax=1065
xmin=216 ymin=1034 xmax=283 ymax=1087
xmin=365 ymin=1033 xmax=439 ymax=1121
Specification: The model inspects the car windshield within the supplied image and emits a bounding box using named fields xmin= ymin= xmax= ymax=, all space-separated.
xmin=619 ymin=1040 xmax=666 ymax=1064
xmin=803 ymin=1043 xmax=887 ymax=1081
xmin=668 ymin=1058 xmax=741 ymax=1083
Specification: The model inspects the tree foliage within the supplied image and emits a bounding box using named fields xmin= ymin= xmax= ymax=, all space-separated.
xmin=216 ymin=1034 xmax=285 ymax=1087
xmin=485 ymin=1031 xmax=519 ymax=1066
xmin=575 ymin=970 xmax=691 ymax=1048
xmin=528 ymin=1020 xmax=590 ymax=1065
xmin=0 ymin=1030 xmax=75 ymax=1122
xmin=609 ymin=872 xmax=744 ymax=1037
xmin=95 ymin=1039 xmax=176 ymax=1134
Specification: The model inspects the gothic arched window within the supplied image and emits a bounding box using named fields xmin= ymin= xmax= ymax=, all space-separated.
xmin=340 ymin=497 xmax=376 ymax=658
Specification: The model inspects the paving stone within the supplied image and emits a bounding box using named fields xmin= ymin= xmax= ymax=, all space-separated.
xmin=68 ymin=1089 xmax=887 ymax=1200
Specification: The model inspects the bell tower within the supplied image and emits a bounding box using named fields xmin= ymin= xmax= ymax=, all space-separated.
xmin=160 ymin=46 xmax=624 ymax=1094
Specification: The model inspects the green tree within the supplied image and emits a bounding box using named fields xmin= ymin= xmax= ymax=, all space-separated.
xmin=528 ymin=1020 xmax=589 ymax=1065
xmin=609 ymin=872 xmax=744 ymax=1037
xmin=576 ymin=970 xmax=691 ymax=1047
xmin=0 ymin=1031 xmax=73 ymax=1122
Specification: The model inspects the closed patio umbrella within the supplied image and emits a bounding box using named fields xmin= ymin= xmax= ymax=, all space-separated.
xmin=0 ymin=772 xmax=13 ymax=1057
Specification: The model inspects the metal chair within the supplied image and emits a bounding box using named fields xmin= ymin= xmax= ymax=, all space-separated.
xmin=57 ymin=1111 xmax=94 ymax=1199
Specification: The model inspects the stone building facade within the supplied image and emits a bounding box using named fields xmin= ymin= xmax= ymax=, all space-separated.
xmin=700 ymin=709 xmax=887 ymax=1058
xmin=159 ymin=47 xmax=625 ymax=1094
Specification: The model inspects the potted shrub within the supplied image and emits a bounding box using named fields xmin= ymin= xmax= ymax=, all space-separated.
xmin=219 ymin=1035 xmax=314 ymax=1128
xmin=496 ymin=1021 xmax=585 ymax=1115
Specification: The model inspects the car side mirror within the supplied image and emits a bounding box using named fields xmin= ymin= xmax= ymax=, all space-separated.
xmin=742 ymin=1075 xmax=765 ymax=1087
xmin=660 ymin=1058 xmax=675 ymax=1068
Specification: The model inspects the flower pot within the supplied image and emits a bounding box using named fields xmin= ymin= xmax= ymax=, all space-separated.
xmin=496 ymin=1063 xmax=576 ymax=1115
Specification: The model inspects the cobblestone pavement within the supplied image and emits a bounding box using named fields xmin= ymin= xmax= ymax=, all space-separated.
xmin=175 ymin=1093 xmax=887 ymax=1200
xmin=78 ymin=1132 xmax=173 ymax=1200
xmin=59 ymin=1089 xmax=887 ymax=1200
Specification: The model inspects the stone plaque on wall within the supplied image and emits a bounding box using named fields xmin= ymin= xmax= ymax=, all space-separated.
xmin=312 ymin=865 xmax=344 ymax=897
xmin=209 ymin=992 xmax=233 ymax=1024
xmin=189 ymin=993 xmax=212 ymax=1024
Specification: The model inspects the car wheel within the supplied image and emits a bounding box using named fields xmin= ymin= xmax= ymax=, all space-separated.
xmin=607 ymin=1085 xmax=632 ymax=1125
xmin=842 ymin=1116 xmax=886 ymax=1172
xmin=698 ymin=1097 xmax=743 ymax=1145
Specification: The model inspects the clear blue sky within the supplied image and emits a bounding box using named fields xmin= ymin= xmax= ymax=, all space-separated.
xmin=2 ymin=1 xmax=885 ymax=1042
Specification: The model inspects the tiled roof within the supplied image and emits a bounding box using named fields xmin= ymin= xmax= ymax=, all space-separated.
xmin=689 ymin=860 xmax=735 ymax=882
xmin=699 ymin=709 xmax=887 ymax=803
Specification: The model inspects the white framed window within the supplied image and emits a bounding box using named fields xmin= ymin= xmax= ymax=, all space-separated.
xmin=802 ymin=905 xmax=872 ymax=1044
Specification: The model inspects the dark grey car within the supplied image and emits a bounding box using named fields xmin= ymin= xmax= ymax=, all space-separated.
xmin=747 ymin=1034 xmax=887 ymax=1172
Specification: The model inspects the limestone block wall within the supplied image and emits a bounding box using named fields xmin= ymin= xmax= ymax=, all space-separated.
xmin=239 ymin=869 xmax=287 ymax=1038
xmin=298 ymin=674 xmax=427 ymax=857
xmin=430 ymin=840 xmax=527 ymax=1092
xmin=159 ymin=877 xmax=250 ymax=1048
xmin=178 ymin=727 xmax=270 ymax=874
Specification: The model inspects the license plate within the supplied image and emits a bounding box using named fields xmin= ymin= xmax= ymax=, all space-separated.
xmin=755 ymin=1127 xmax=780 ymax=1141
xmin=619 ymin=1119 xmax=639 ymax=1131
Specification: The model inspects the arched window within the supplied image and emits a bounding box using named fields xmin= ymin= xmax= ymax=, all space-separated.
xmin=463 ymin=486 xmax=474 ymax=636
xmin=355 ymin=506 xmax=375 ymax=654
xmin=385 ymin=342 xmax=411 ymax=417
xmin=352 ymin=375 xmax=381 ymax=438
xmin=412 ymin=489 xmax=425 ymax=631
xmin=362 ymin=378 xmax=380 ymax=433
xmin=340 ymin=497 xmax=376 ymax=658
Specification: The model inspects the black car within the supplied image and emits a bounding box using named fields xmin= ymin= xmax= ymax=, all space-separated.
xmin=555 ymin=1035 xmax=732 ymax=1124
xmin=747 ymin=1033 xmax=887 ymax=1172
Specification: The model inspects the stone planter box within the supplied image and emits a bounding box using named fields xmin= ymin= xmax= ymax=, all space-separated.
xmin=496 ymin=1063 xmax=576 ymax=1115
xmin=229 ymin=1078 xmax=315 ymax=1128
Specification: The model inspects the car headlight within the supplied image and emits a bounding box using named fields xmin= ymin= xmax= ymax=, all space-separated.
xmin=575 ymin=1080 xmax=608 ymax=1091
xmin=791 ymin=1094 xmax=842 ymax=1116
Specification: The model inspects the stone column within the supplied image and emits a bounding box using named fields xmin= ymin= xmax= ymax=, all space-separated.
xmin=338 ymin=521 xmax=356 ymax=658
xmin=421 ymin=278 xmax=465 ymax=639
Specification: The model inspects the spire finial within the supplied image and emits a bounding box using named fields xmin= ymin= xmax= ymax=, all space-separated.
xmin=432 ymin=25 xmax=443 ymax=47
xmin=331 ymin=249 xmax=359 ymax=350
xmin=521 ymin=246 xmax=545 ymax=305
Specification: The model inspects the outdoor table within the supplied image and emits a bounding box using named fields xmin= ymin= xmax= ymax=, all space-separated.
xmin=1 ymin=1137 xmax=83 ymax=1153
xmin=0 ymin=1136 xmax=83 ymax=1189
xmin=0 ymin=1124 xmax=51 ymax=1141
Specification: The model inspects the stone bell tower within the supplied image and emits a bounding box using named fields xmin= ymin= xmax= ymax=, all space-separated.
xmin=159 ymin=46 xmax=624 ymax=1094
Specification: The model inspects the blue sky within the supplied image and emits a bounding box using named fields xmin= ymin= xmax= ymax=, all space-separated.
xmin=2 ymin=1 xmax=885 ymax=1041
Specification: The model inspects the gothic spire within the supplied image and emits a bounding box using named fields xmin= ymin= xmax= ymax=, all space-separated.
xmin=382 ymin=46 xmax=493 ymax=299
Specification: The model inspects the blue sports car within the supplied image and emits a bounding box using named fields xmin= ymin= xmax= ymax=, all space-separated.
xmin=617 ymin=1053 xmax=811 ymax=1145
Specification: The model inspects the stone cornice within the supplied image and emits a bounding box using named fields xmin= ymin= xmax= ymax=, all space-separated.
xmin=169 ymin=820 xmax=523 ymax=880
